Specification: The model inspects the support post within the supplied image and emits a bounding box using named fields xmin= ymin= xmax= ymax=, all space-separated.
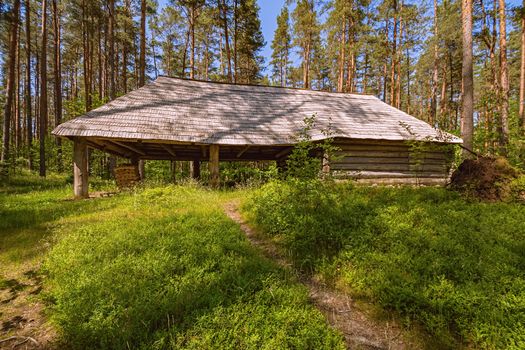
xmin=209 ymin=144 xmax=219 ymax=188
xmin=276 ymin=158 xmax=287 ymax=174
xmin=138 ymin=159 xmax=145 ymax=180
xmin=73 ymin=138 xmax=89 ymax=199
xmin=322 ymin=151 xmax=331 ymax=177
xmin=192 ymin=160 xmax=201 ymax=180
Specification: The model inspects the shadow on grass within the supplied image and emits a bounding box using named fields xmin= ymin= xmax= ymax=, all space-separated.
xmin=244 ymin=181 xmax=525 ymax=349
xmin=43 ymin=193 xmax=343 ymax=350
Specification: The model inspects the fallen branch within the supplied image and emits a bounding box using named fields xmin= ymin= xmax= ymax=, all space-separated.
xmin=0 ymin=336 xmax=39 ymax=348
xmin=459 ymin=144 xmax=481 ymax=158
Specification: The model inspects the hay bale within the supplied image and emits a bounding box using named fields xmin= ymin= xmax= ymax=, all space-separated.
xmin=450 ymin=157 xmax=521 ymax=201
xmin=115 ymin=164 xmax=141 ymax=189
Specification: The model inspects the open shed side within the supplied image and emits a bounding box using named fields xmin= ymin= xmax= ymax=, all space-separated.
xmin=53 ymin=76 xmax=462 ymax=198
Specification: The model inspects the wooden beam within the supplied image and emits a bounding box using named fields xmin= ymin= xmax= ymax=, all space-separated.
xmin=236 ymin=145 xmax=251 ymax=158
xmin=275 ymin=147 xmax=293 ymax=159
xmin=73 ymin=138 xmax=89 ymax=199
xmin=161 ymin=144 xmax=177 ymax=158
xmin=322 ymin=152 xmax=330 ymax=176
xmin=201 ymin=145 xmax=207 ymax=158
xmin=209 ymin=145 xmax=219 ymax=188
xmin=193 ymin=160 xmax=201 ymax=180
xmin=111 ymin=140 xmax=146 ymax=156
xmin=92 ymin=139 xmax=134 ymax=157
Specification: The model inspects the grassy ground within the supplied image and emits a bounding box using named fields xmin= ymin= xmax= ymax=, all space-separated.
xmin=0 ymin=173 xmax=344 ymax=349
xmin=243 ymin=180 xmax=525 ymax=349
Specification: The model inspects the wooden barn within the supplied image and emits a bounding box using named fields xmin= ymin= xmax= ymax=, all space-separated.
xmin=52 ymin=76 xmax=462 ymax=198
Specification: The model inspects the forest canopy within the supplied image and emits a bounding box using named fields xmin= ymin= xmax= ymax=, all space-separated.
xmin=1 ymin=0 xmax=524 ymax=178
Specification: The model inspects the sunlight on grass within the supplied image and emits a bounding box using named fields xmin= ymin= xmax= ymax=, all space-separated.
xmin=244 ymin=180 xmax=525 ymax=349
xmin=0 ymin=176 xmax=344 ymax=349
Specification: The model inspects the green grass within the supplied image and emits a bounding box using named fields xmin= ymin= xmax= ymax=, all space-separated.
xmin=244 ymin=180 xmax=525 ymax=349
xmin=1 ymin=173 xmax=344 ymax=349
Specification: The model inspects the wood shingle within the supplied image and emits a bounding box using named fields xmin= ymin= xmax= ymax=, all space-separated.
xmin=52 ymin=76 xmax=462 ymax=146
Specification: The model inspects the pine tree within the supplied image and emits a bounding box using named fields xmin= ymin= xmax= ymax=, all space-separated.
xmin=1 ymin=0 xmax=20 ymax=173
xmin=292 ymin=0 xmax=320 ymax=89
xmin=234 ymin=0 xmax=264 ymax=83
xmin=40 ymin=0 xmax=48 ymax=176
xmin=271 ymin=6 xmax=291 ymax=87
xmin=461 ymin=0 xmax=473 ymax=156
xmin=498 ymin=0 xmax=509 ymax=155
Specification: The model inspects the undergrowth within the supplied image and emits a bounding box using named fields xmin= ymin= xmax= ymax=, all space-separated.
xmin=40 ymin=185 xmax=344 ymax=349
xmin=244 ymin=180 xmax=525 ymax=349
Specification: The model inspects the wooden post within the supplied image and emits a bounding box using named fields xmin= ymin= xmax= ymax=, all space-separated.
xmin=73 ymin=138 xmax=89 ymax=199
xmin=138 ymin=159 xmax=145 ymax=180
xmin=192 ymin=160 xmax=201 ymax=180
xmin=276 ymin=158 xmax=287 ymax=174
xmin=209 ymin=144 xmax=219 ymax=188
xmin=322 ymin=151 xmax=330 ymax=177
xmin=170 ymin=160 xmax=177 ymax=183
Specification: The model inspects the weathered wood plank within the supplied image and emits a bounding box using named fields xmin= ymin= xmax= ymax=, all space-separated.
xmin=111 ymin=140 xmax=147 ymax=156
xmin=73 ymin=138 xmax=89 ymax=199
xmin=334 ymin=150 xmax=448 ymax=160
xmin=332 ymin=170 xmax=450 ymax=179
xmin=333 ymin=157 xmax=448 ymax=165
xmin=353 ymin=177 xmax=449 ymax=185
xmin=209 ymin=145 xmax=219 ymax=188
xmin=332 ymin=163 xmax=448 ymax=172
xmin=161 ymin=144 xmax=177 ymax=158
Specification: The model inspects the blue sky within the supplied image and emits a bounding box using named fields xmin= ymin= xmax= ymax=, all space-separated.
xmin=257 ymin=0 xmax=288 ymax=68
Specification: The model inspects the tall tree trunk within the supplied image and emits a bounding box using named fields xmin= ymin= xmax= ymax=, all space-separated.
xmin=337 ymin=16 xmax=346 ymax=92
xmin=181 ymin=29 xmax=190 ymax=76
xmin=390 ymin=0 xmax=398 ymax=105
xmin=461 ymin=0 xmax=474 ymax=157
xmin=82 ymin=0 xmax=91 ymax=110
xmin=233 ymin=0 xmax=238 ymax=82
xmin=97 ymin=21 xmax=103 ymax=98
xmin=40 ymin=0 xmax=48 ymax=177
xmin=140 ymin=0 xmax=146 ymax=85
xmin=220 ymin=0 xmax=233 ymax=82
xmin=15 ymin=24 xmax=21 ymax=155
xmin=498 ymin=0 xmax=509 ymax=154
xmin=382 ymin=14 xmax=389 ymax=102
xmin=406 ymin=46 xmax=411 ymax=114
xmin=123 ymin=0 xmax=130 ymax=93
xmin=152 ymin=37 xmax=158 ymax=78
xmin=108 ymin=0 xmax=115 ymax=100
xmin=25 ymin=0 xmax=33 ymax=170
xmin=190 ymin=4 xmax=196 ymax=79
xmin=346 ymin=15 xmax=354 ymax=93
xmin=439 ymin=65 xmax=448 ymax=126
xmin=53 ymin=0 xmax=63 ymax=172
xmin=35 ymin=36 xmax=40 ymax=140
xmin=430 ymin=0 xmax=439 ymax=125
xmin=395 ymin=0 xmax=404 ymax=109
xmin=138 ymin=0 xmax=147 ymax=182
xmin=1 ymin=0 xmax=20 ymax=171
xmin=304 ymin=39 xmax=311 ymax=89
xmin=519 ymin=0 xmax=525 ymax=134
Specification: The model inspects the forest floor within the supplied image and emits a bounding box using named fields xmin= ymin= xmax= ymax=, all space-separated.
xmin=0 ymin=174 xmax=345 ymax=349
xmin=224 ymin=201 xmax=420 ymax=350
xmin=1 ymin=173 xmax=523 ymax=349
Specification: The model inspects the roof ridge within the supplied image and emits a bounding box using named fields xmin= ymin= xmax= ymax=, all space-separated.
xmin=156 ymin=75 xmax=376 ymax=98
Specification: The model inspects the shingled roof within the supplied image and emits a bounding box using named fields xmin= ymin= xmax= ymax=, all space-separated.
xmin=52 ymin=76 xmax=462 ymax=146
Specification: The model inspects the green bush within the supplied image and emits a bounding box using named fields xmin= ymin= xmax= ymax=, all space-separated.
xmin=43 ymin=186 xmax=344 ymax=349
xmin=244 ymin=181 xmax=525 ymax=348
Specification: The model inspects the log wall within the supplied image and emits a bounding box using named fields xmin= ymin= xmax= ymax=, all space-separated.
xmin=330 ymin=139 xmax=455 ymax=185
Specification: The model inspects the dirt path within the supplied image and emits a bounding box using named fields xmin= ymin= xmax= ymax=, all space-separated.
xmin=0 ymin=268 xmax=54 ymax=350
xmin=224 ymin=201 xmax=418 ymax=350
